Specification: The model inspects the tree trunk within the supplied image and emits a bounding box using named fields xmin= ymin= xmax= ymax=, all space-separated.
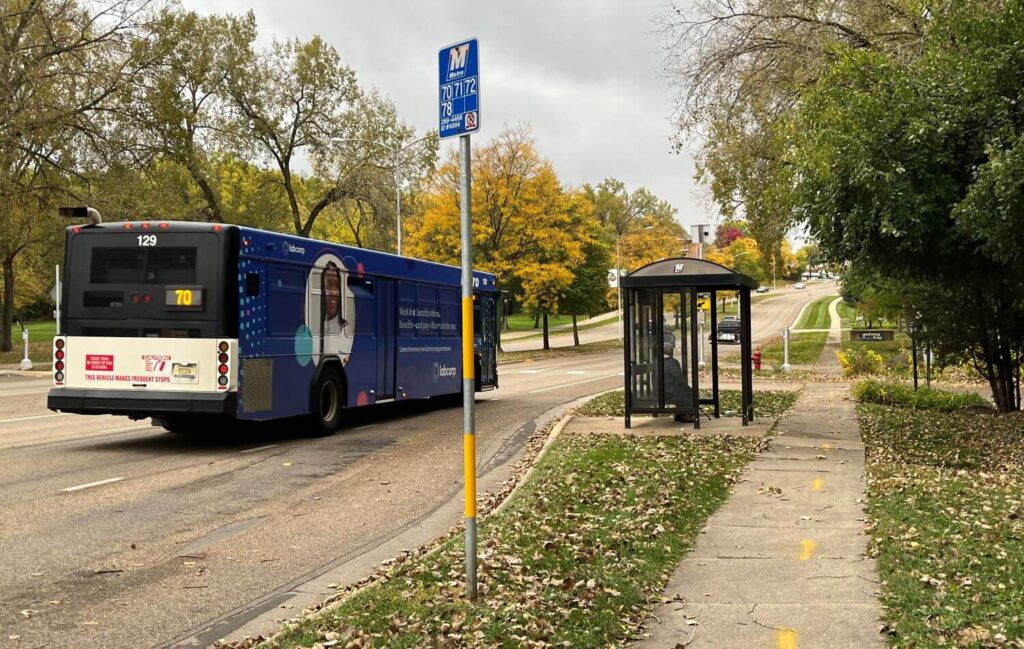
xmin=533 ymin=313 xmax=540 ymax=329
xmin=1 ymin=257 xmax=14 ymax=353
xmin=572 ymin=314 xmax=580 ymax=346
xmin=542 ymin=312 xmax=549 ymax=350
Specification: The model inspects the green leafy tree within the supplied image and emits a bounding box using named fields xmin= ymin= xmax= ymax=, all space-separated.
xmin=0 ymin=0 xmax=148 ymax=351
xmin=124 ymin=9 xmax=257 ymax=223
xmin=793 ymin=2 xmax=1024 ymax=410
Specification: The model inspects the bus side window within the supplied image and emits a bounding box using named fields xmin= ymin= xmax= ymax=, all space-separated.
xmin=245 ymin=272 xmax=260 ymax=297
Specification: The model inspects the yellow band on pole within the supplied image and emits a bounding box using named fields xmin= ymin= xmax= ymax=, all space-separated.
xmin=462 ymin=297 xmax=475 ymax=379
xmin=464 ymin=434 xmax=476 ymax=517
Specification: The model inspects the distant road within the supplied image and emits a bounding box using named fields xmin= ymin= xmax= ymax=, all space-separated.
xmin=502 ymin=280 xmax=839 ymax=353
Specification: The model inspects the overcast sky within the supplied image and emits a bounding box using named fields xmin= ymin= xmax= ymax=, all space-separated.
xmin=180 ymin=0 xmax=717 ymax=234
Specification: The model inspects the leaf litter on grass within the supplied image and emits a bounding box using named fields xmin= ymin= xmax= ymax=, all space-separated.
xmin=243 ymin=428 xmax=767 ymax=649
xmin=860 ymin=404 xmax=1024 ymax=647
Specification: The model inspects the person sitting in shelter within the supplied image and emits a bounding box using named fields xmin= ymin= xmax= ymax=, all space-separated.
xmin=662 ymin=342 xmax=693 ymax=418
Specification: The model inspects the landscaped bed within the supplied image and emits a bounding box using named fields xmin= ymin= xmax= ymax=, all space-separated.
xmin=243 ymin=392 xmax=789 ymax=649
xmin=857 ymin=382 xmax=1024 ymax=646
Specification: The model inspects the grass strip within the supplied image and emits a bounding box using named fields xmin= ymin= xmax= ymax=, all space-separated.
xmin=836 ymin=300 xmax=857 ymax=328
xmin=795 ymin=295 xmax=836 ymax=330
xmin=860 ymin=403 xmax=1024 ymax=646
xmin=497 ymin=338 xmax=621 ymax=364
xmin=255 ymin=420 xmax=763 ymax=648
xmin=503 ymin=314 xmax=618 ymax=343
xmin=504 ymin=313 xmax=575 ymax=332
xmin=757 ymin=332 xmax=829 ymax=367
xmin=576 ymin=388 xmax=798 ymax=420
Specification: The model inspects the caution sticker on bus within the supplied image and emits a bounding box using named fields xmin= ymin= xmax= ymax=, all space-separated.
xmin=171 ymin=362 xmax=199 ymax=384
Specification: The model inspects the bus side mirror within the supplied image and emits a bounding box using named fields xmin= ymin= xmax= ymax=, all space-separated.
xmin=503 ymin=296 xmax=514 ymax=316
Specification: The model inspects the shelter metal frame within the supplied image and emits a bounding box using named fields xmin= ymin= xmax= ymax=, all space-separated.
xmin=621 ymin=257 xmax=756 ymax=429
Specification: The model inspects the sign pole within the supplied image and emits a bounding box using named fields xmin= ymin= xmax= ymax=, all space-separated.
xmin=459 ymin=133 xmax=477 ymax=600
xmin=438 ymin=36 xmax=480 ymax=600
xmin=782 ymin=326 xmax=792 ymax=372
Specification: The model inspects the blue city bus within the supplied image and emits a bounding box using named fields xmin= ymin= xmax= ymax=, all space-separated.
xmin=47 ymin=221 xmax=500 ymax=434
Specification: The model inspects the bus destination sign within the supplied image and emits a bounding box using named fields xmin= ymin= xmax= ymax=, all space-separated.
xmin=164 ymin=286 xmax=204 ymax=311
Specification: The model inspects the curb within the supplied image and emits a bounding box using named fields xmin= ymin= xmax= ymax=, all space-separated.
xmin=181 ymin=389 xmax=611 ymax=649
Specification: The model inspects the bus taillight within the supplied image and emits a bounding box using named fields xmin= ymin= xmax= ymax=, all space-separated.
xmin=53 ymin=337 xmax=66 ymax=385
xmin=216 ymin=341 xmax=231 ymax=389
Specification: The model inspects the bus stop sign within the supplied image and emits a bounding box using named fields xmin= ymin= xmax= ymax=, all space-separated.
xmin=438 ymin=38 xmax=480 ymax=139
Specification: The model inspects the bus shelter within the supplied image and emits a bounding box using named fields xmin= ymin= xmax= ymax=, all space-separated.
xmin=621 ymin=258 xmax=756 ymax=429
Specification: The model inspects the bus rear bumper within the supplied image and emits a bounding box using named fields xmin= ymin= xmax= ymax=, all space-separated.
xmin=48 ymin=388 xmax=236 ymax=417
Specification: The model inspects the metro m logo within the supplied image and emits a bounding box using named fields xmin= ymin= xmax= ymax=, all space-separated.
xmin=448 ymin=44 xmax=469 ymax=74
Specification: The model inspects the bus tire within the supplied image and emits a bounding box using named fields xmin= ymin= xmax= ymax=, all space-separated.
xmin=310 ymin=366 xmax=344 ymax=436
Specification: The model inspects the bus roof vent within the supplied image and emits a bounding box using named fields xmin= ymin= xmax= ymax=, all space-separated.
xmin=58 ymin=206 xmax=103 ymax=225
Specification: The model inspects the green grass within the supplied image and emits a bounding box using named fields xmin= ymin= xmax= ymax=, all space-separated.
xmin=795 ymin=296 xmax=836 ymax=330
xmin=758 ymin=332 xmax=829 ymax=367
xmin=837 ymin=300 xmax=857 ymax=328
xmin=498 ymin=338 xmax=621 ymax=364
xmin=860 ymin=403 xmax=1024 ymax=646
xmin=259 ymin=421 xmax=762 ymax=648
xmin=576 ymin=388 xmax=798 ymax=420
xmin=504 ymin=313 xmax=575 ymax=332
xmin=1 ymin=320 xmax=55 ymax=366
xmin=504 ymin=314 xmax=618 ymax=342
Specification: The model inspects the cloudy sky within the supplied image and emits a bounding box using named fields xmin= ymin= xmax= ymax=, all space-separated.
xmin=180 ymin=0 xmax=717 ymax=234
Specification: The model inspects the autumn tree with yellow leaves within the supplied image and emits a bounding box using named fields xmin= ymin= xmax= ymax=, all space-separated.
xmin=407 ymin=125 xmax=597 ymax=348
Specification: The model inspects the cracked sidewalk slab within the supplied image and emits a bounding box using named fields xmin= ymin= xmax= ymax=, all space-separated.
xmin=632 ymin=383 xmax=884 ymax=649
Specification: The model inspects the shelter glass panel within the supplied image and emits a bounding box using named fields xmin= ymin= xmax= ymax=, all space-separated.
xmin=661 ymin=289 xmax=693 ymax=409
xmin=628 ymin=288 xmax=659 ymax=408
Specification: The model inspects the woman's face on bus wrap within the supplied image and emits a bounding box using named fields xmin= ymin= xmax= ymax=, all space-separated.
xmin=324 ymin=264 xmax=341 ymax=320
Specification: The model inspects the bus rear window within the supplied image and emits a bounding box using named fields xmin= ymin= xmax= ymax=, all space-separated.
xmin=90 ymin=247 xmax=197 ymax=284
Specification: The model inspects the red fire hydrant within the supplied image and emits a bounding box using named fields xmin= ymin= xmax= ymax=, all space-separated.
xmin=752 ymin=346 xmax=762 ymax=371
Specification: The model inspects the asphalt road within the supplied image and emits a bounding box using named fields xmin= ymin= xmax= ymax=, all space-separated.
xmin=0 ymin=354 xmax=625 ymax=649
xmin=0 ymin=283 xmax=839 ymax=648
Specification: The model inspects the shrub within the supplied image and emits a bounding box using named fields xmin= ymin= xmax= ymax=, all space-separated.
xmin=852 ymin=380 xmax=989 ymax=411
xmin=836 ymin=347 xmax=885 ymax=377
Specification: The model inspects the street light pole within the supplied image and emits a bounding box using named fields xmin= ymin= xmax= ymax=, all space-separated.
xmin=616 ymin=233 xmax=622 ymax=341
xmin=329 ymin=135 xmax=432 ymax=255
xmin=393 ymin=149 xmax=402 ymax=255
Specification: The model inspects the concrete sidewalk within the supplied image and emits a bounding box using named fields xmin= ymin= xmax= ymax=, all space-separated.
xmin=813 ymin=297 xmax=844 ymax=376
xmin=633 ymin=382 xmax=883 ymax=649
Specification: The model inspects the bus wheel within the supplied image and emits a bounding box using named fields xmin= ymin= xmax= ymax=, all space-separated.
xmin=311 ymin=367 xmax=343 ymax=435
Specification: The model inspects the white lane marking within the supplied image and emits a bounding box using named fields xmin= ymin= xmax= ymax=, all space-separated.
xmin=98 ymin=424 xmax=153 ymax=434
xmin=516 ymin=369 xmax=543 ymax=374
xmin=0 ymin=412 xmax=69 ymax=425
xmin=528 ymin=374 xmax=621 ymax=394
xmin=61 ymin=476 xmax=125 ymax=493
xmin=566 ymin=370 xmax=589 ymax=375
xmin=240 ymin=444 xmax=279 ymax=454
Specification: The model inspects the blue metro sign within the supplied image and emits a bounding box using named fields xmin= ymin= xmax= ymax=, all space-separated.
xmin=438 ymin=38 xmax=480 ymax=139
